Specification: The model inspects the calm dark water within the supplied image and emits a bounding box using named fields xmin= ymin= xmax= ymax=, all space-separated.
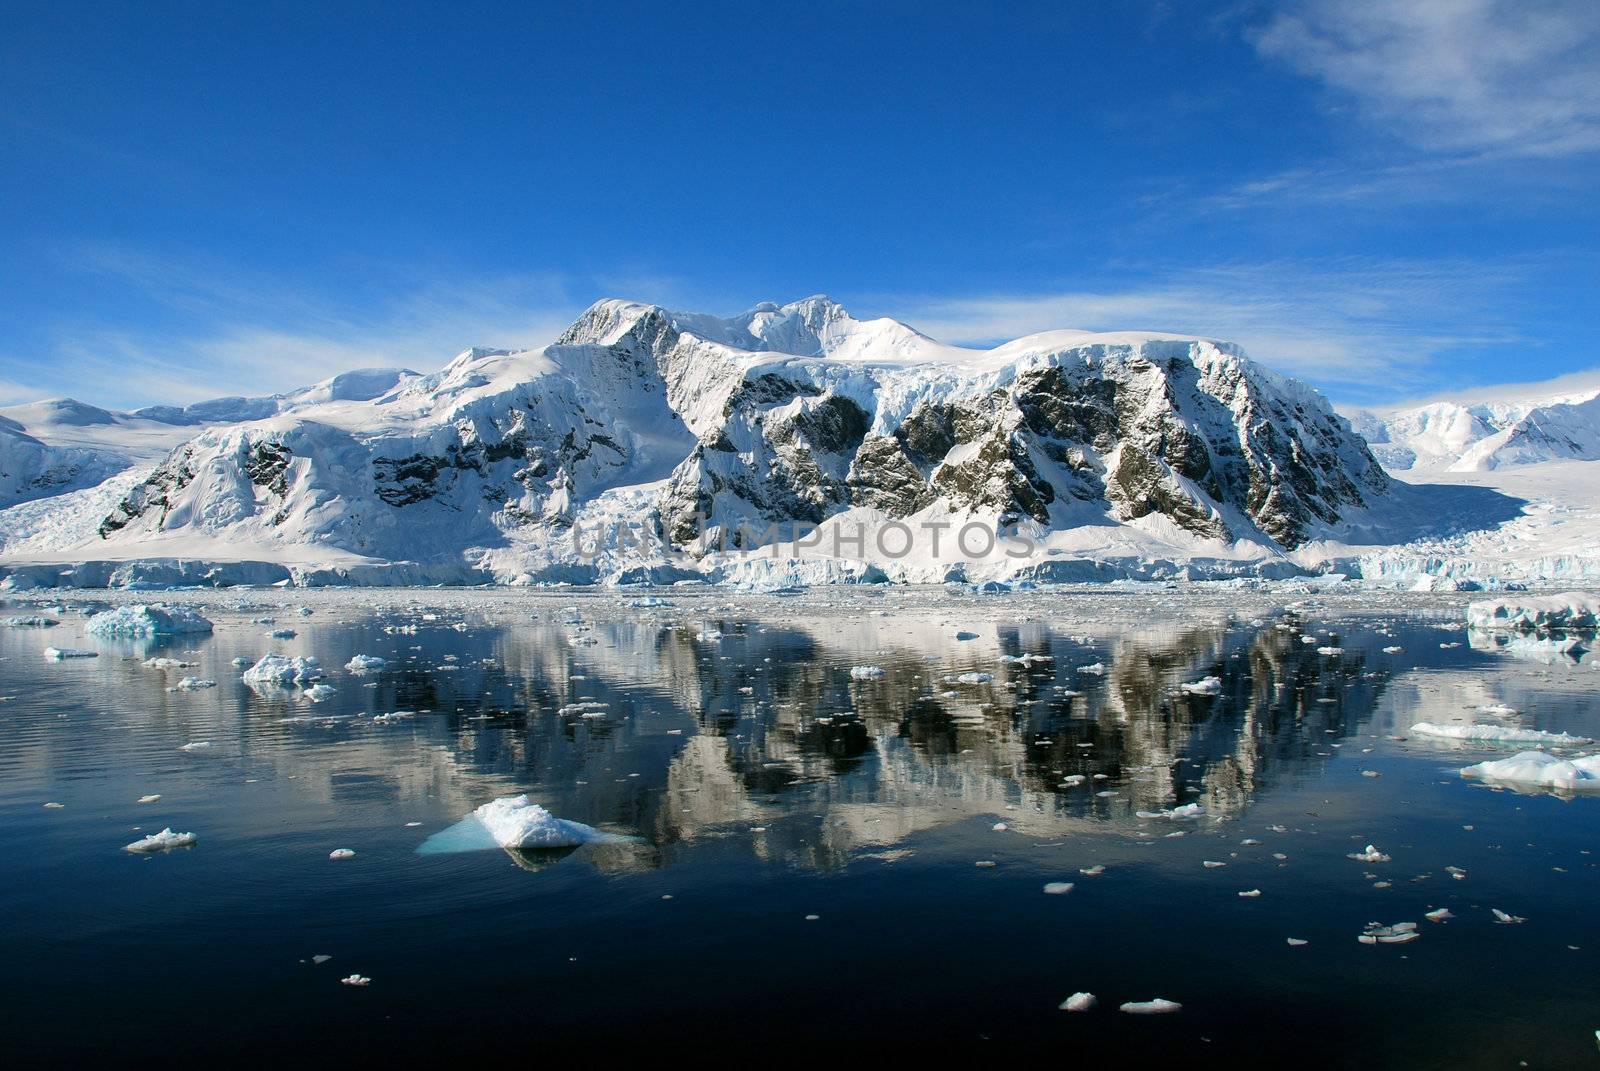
xmin=1 ymin=589 xmax=1597 ymax=1066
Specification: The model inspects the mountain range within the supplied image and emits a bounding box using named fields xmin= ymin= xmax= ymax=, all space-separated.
xmin=0 ymin=296 xmax=1576 ymax=588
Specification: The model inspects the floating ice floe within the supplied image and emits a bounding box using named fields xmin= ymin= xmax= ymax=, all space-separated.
xmin=1467 ymin=592 xmax=1600 ymax=633
xmin=1286 ymin=938 xmax=1309 ymax=946
xmin=1079 ymin=864 xmax=1105 ymax=876
xmin=417 ymin=794 xmax=624 ymax=854
xmin=345 ymin=655 xmax=386 ymax=673
xmin=1077 ymin=662 xmax=1107 ymax=675
xmin=242 ymin=654 xmax=324 ymax=687
xmin=1492 ymin=908 xmax=1526 ymax=924
xmin=329 ymin=848 xmax=356 ymax=860
xmin=1316 ymin=646 xmax=1344 ymax=656
xmin=849 ymin=665 xmax=886 ymax=680
xmin=1042 ymin=882 xmax=1075 ymax=895
xmin=137 ymin=794 xmax=161 ymax=804
xmin=1359 ymin=921 xmax=1418 ymax=944
xmin=125 ymin=828 xmax=197 ymax=853
xmin=178 ymin=741 xmax=212 ymax=751
xmin=1136 ymin=803 xmax=1205 ymax=820
xmin=1410 ymin=722 xmax=1593 ymax=746
xmin=1348 ymin=844 xmax=1390 ymax=863
xmin=1180 ymin=676 xmax=1222 ymax=696
xmin=340 ymin=974 xmax=371 ymax=987
xmin=1060 ymin=992 xmax=1096 ymax=1012
xmin=1460 ymin=750 xmax=1600 ymax=792
xmin=44 ymin=647 xmax=97 ymax=659
xmin=144 ymin=657 xmax=196 ymax=669
xmin=168 ymin=677 xmax=216 ymax=691
xmin=1425 ymin=908 xmax=1453 ymax=922
xmin=3 ymin=614 xmax=58 ymax=628
xmin=1120 ymin=998 xmax=1181 ymax=1014
xmin=86 ymin=605 xmax=213 ymax=637
xmin=304 ymin=684 xmax=337 ymax=703
xmin=955 ymin=672 xmax=993 ymax=684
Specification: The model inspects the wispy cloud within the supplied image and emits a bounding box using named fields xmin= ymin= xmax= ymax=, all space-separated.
xmin=1248 ymin=0 xmax=1600 ymax=157
xmin=874 ymin=257 xmax=1540 ymax=401
xmin=18 ymin=246 xmax=624 ymax=408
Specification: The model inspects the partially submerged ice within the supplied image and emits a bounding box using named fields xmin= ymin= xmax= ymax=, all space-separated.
xmin=125 ymin=828 xmax=197 ymax=853
xmin=1467 ymin=592 xmax=1600 ymax=634
xmin=86 ymin=604 xmax=214 ymax=637
xmin=417 ymin=794 xmax=623 ymax=854
xmin=242 ymin=654 xmax=324 ymax=687
xmin=1410 ymin=723 xmax=1594 ymax=747
xmin=1460 ymin=750 xmax=1600 ymax=793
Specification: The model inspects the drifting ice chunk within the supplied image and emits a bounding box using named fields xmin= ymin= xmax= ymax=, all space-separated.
xmin=417 ymin=794 xmax=620 ymax=854
xmin=345 ymin=655 xmax=387 ymax=673
xmin=340 ymin=974 xmax=371 ymax=986
xmin=1348 ymin=845 xmax=1390 ymax=863
xmin=1467 ymin=592 xmax=1600 ymax=633
xmin=955 ymin=672 xmax=993 ymax=684
xmin=1410 ymin=723 xmax=1593 ymax=746
xmin=169 ymin=676 xmax=216 ymax=691
xmin=329 ymin=848 xmax=356 ymax=860
xmin=1 ymin=615 xmax=56 ymax=627
xmin=178 ymin=741 xmax=212 ymax=751
xmin=86 ymin=605 xmax=213 ymax=637
xmin=1119 ymin=998 xmax=1181 ymax=1014
xmin=242 ymin=654 xmax=324 ymax=687
xmin=1180 ymin=676 xmax=1222 ymax=696
xmin=125 ymin=828 xmax=196 ymax=853
xmin=1060 ymin=992 xmax=1096 ymax=1012
xmin=849 ymin=666 xmax=886 ymax=680
xmin=44 ymin=647 xmax=97 ymax=659
xmin=1460 ymin=751 xmax=1600 ymax=792
xmin=304 ymin=684 xmax=337 ymax=703
xmin=1136 ymin=803 xmax=1205 ymax=820
xmin=1042 ymin=882 xmax=1075 ymax=895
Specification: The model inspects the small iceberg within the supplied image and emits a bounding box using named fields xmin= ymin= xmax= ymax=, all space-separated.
xmin=1460 ymin=750 xmax=1600 ymax=793
xmin=44 ymin=647 xmax=98 ymax=660
xmin=1119 ymin=998 xmax=1181 ymax=1014
xmin=417 ymin=794 xmax=626 ymax=855
xmin=87 ymin=605 xmax=213 ymax=637
xmin=849 ymin=665 xmax=886 ymax=680
xmin=1180 ymin=676 xmax=1222 ymax=696
xmin=242 ymin=654 xmax=324 ymax=687
xmin=125 ymin=828 xmax=197 ymax=853
xmin=1410 ymin=723 xmax=1593 ymax=746
xmin=345 ymin=655 xmax=387 ymax=673
xmin=1468 ymin=592 xmax=1599 ymax=633
xmin=1136 ymin=803 xmax=1205 ymax=820
xmin=1060 ymin=992 xmax=1096 ymax=1012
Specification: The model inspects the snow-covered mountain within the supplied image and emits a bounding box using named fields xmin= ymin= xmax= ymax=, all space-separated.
xmin=1 ymin=295 xmax=1398 ymax=585
xmin=1348 ymin=382 xmax=1600 ymax=472
xmin=0 ymin=370 xmax=420 ymax=512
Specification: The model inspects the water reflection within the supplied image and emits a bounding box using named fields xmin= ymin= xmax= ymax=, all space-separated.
xmin=1 ymin=600 xmax=1405 ymax=872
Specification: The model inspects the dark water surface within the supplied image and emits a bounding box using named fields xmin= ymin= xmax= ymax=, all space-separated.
xmin=2 ymin=588 xmax=1597 ymax=1066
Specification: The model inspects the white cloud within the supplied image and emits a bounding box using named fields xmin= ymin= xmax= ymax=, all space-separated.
xmin=875 ymin=258 xmax=1531 ymax=397
xmin=1250 ymin=0 xmax=1600 ymax=157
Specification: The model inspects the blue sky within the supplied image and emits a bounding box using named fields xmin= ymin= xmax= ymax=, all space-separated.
xmin=2 ymin=0 xmax=1596 ymax=409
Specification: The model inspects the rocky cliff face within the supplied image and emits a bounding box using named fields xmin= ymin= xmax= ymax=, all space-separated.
xmin=83 ymin=297 xmax=1389 ymax=572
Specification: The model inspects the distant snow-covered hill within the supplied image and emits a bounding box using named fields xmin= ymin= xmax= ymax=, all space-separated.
xmin=1348 ymin=382 xmax=1600 ymax=472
